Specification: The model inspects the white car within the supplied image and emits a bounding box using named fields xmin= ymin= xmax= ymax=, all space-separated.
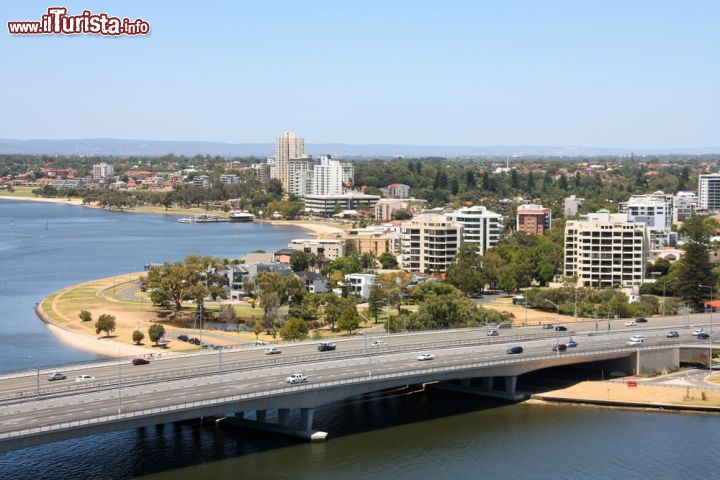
xmin=417 ymin=353 xmax=434 ymax=361
xmin=487 ymin=329 xmax=499 ymax=336
xmin=265 ymin=347 xmax=281 ymax=355
xmin=371 ymin=340 xmax=387 ymax=346
xmin=75 ymin=374 xmax=95 ymax=382
xmin=285 ymin=373 xmax=307 ymax=384
xmin=625 ymin=320 xmax=637 ymax=327
xmin=693 ymin=329 xmax=705 ymax=336
xmin=626 ymin=339 xmax=643 ymax=346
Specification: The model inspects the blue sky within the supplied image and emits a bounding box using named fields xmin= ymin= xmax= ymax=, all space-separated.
xmin=2 ymin=0 xmax=718 ymax=148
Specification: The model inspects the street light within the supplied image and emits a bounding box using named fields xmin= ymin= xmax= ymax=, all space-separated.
xmin=544 ymin=299 xmax=560 ymax=356
xmin=698 ymin=284 xmax=714 ymax=372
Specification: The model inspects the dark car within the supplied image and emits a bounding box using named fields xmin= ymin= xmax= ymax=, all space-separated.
xmin=132 ymin=358 xmax=150 ymax=365
xmin=506 ymin=346 xmax=524 ymax=354
xmin=552 ymin=343 xmax=567 ymax=352
xmin=188 ymin=337 xmax=201 ymax=345
xmin=635 ymin=317 xmax=648 ymax=323
xmin=177 ymin=334 xmax=189 ymax=342
xmin=555 ymin=326 xmax=567 ymax=331
xmin=697 ymin=332 xmax=711 ymax=340
xmin=318 ymin=342 xmax=336 ymax=352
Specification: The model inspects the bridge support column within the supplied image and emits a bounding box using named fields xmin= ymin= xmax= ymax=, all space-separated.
xmin=504 ymin=376 xmax=517 ymax=395
xmin=278 ymin=408 xmax=290 ymax=427
xmin=482 ymin=377 xmax=494 ymax=390
xmin=256 ymin=410 xmax=267 ymax=422
xmin=300 ymin=408 xmax=315 ymax=433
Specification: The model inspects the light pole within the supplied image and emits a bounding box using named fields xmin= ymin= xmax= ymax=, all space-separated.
xmin=544 ymin=299 xmax=560 ymax=356
xmin=698 ymin=284 xmax=714 ymax=372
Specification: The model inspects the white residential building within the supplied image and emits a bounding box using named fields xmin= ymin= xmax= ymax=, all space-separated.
xmin=698 ymin=173 xmax=720 ymax=211
xmin=92 ymin=162 xmax=114 ymax=179
xmin=673 ymin=191 xmax=698 ymax=221
xmin=564 ymin=195 xmax=583 ymax=217
xmin=564 ymin=210 xmax=649 ymax=288
xmin=445 ymin=205 xmax=502 ymax=256
xmin=400 ymin=213 xmax=463 ymax=273
xmin=287 ymin=238 xmax=346 ymax=260
xmin=312 ymin=155 xmax=347 ymax=196
xmin=344 ymin=273 xmax=377 ymax=299
xmin=619 ymin=191 xmax=675 ymax=247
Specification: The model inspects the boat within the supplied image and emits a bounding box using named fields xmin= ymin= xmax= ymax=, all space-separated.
xmin=228 ymin=210 xmax=255 ymax=222
xmin=177 ymin=217 xmax=196 ymax=224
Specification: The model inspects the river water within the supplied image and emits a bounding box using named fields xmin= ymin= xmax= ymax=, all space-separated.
xmin=1 ymin=200 xmax=718 ymax=479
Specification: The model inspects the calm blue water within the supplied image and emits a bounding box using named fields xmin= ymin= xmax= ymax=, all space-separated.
xmin=1 ymin=199 xmax=719 ymax=480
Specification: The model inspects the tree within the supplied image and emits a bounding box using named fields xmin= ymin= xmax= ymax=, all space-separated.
xmin=290 ymin=250 xmax=309 ymax=272
xmin=143 ymin=256 xmax=215 ymax=311
xmin=95 ymin=314 xmax=116 ymax=337
xmin=675 ymin=215 xmax=717 ymax=307
xmin=322 ymin=294 xmax=343 ymax=332
xmin=280 ymin=317 xmax=309 ymax=341
xmin=253 ymin=321 xmax=263 ymax=341
xmin=148 ymin=324 xmax=166 ymax=345
xmin=132 ymin=330 xmax=145 ymax=345
xmin=378 ymin=252 xmax=398 ymax=269
xmin=446 ymin=243 xmax=484 ymax=295
xmin=261 ymin=291 xmax=280 ymax=333
xmin=79 ymin=310 xmax=92 ymax=322
xmin=337 ymin=302 xmax=360 ymax=334
xmin=367 ymin=284 xmax=385 ymax=323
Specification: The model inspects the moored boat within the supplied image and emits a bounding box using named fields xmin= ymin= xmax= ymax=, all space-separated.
xmin=229 ymin=210 xmax=255 ymax=222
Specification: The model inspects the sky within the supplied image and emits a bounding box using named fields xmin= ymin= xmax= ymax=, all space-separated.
xmin=1 ymin=0 xmax=718 ymax=149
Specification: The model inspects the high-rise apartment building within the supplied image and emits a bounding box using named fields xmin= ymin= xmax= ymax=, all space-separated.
xmin=698 ymin=173 xmax=720 ymax=211
xmin=516 ymin=204 xmax=552 ymax=234
xmin=275 ymin=131 xmax=305 ymax=193
xmin=400 ymin=213 xmax=463 ymax=273
xmin=92 ymin=162 xmax=114 ymax=179
xmin=445 ymin=206 xmax=502 ymax=256
xmin=564 ymin=210 xmax=649 ymax=288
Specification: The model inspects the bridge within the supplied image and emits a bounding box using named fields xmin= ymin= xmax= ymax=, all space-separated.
xmin=0 ymin=317 xmax=714 ymax=453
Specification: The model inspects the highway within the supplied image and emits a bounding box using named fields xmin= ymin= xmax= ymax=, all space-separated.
xmin=0 ymin=313 xmax=714 ymax=449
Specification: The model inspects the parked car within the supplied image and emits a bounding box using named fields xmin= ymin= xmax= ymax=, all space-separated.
xmin=253 ymin=340 xmax=266 ymax=346
xmin=417 ymin=353 xmax=434 ymax=361
xmin=176 ymin=334 xmax=189 ymax=342
xmin=318 ymin=342 xmax=336 ymax=351
xmin=75 ymin=375 xmax=95 ymax=382
xmin=552 ymin=343 xmax=567 ymax=352
xmin=555 ymin=326 xmax=567 ymax=331
xmin=285 ymin=373 xmax=307 ymax=384
xmin=132 ymin=358 xmax=150 ymax=365
xmin=697 ymin=332 xmax=711 ymax=340
xmin=487 ymin=329 xmax=499 ymax=336
xmin=625 ymin=320 xmax=637 ymax=327
xmin=265 ymin=347 xmax=281 ymax=355
xmin=506 ymin=346 xmax=524 ymax=354
xmin=636 ymin=317 xmax=648 ymax=323
xmin=666 ymin=330 xmax=680 ymax=338
xmin=47 ymin=372 xmax=66 ymax=381
xmin=566 ymin=339 xmax=578 ymax=348
xmin=188 ymin=337 xmax=201 ymax=345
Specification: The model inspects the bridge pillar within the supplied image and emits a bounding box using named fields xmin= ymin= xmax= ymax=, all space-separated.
xmin=482 ymin=377 xmax=494 ymax=390
xmin=256 ymin=410 xmax=267 ymax=422
xmin=504 ymin=376 xmax=517 ymax=395
xmin=300 ymin=408 xmax=315 ymax=433
xmin=278 ymin=408 xmax=290 ymax=427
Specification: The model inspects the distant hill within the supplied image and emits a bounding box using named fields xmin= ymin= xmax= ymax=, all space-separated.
xmin=0 ymin=138 xmax=718 ymax=158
